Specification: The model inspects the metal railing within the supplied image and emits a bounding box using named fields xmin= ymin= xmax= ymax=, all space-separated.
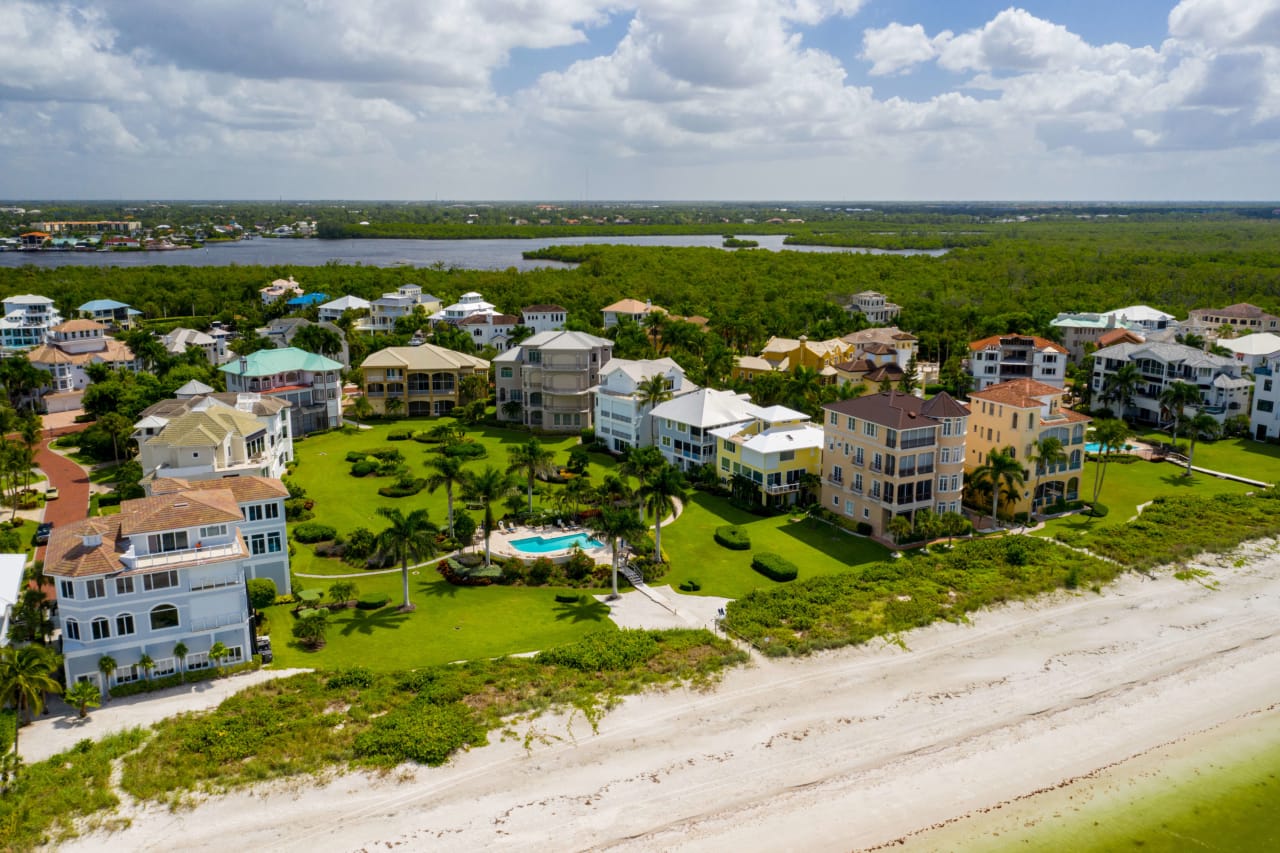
xmin=131 ymin=541 xmax=242 ymax=570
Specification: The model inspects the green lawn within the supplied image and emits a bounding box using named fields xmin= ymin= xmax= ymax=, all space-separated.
xmin=661 ymin=492 xmax=890 ymax=598
xmin=264 ymin=571 xmax=614 ymax=670
xmin=1037 ymin=457 xmax=1254 ymax=538
xmin=1135 ymin=429 xmax=1280 ymax=484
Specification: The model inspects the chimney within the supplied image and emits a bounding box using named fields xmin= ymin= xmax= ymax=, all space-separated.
xmin=81 ymin=532 xmax=102 ymax=548
xmin=239 ymin=355 xmax=248 ymax=376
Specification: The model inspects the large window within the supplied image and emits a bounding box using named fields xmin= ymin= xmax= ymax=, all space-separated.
xmin=115 ymin=613 xmax=135 ymax=636
xmin=115 ymin=576 xmax=134 ymax=595
xmin=91 ymin=617 xmax=110 ymax=640
xmin=59 ymin=580 xmax=75 ymax=599
xmin=199 ymin=524 xmax=227 ymax=540
xmin=149 ymin=604 xmax=180 ymax=631
xmin=143 ymin=570 xmax=179 ymax=592
xmin=86 ymin=578 xmax=106 ymax=599
xmin=64 ymin=618 xmax=80 ymax=640
xmin=147 ymin=531 xmax=189 ymax=553
xmin=244 ymin=504 xmax=263 ymax=521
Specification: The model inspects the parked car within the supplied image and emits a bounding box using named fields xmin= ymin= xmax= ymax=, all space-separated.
xmin=255 ymin=635 xmax=273 ymax=663
xmin=44 ymin=487 xmax=58 ymax=500
xmin=36 ymin=522 xmax=53 ymax=544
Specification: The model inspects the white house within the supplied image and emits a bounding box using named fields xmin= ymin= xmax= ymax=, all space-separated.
xmin=1050 ymin=312 xmax=1148 ymax=361
xmin=591 ymin=358 xmax=697 ymax=453
xmin=1 ymin=294 xmax=62 ymax=352
xmin=259 ymin=277 xmax=304 ymax=305
xmin=360 ymin=285 xmax=442 ymax=333
xmin=162 ymin=327 xmax=229 ymax=365
xmin=0 ymin=552 xmax=25 ymax=647
xmin=28 ymin=320 xmax=139 ymax=412
xmin=133 ymin=392 xmax=293 ymax=481
xmin=520 ymin=304 xmax=569 ymax=335
xmin=46 ymin=476 xmax=289 ymax=693
xmin=430 ymin=291 xmax=497 ymax=325
xmin=1217 ymin=333 xmax=1280 ymax=373
xmin=648 ymin=388 xmax=760 ymax=472
xmin=1092 ymin=341 xmax=1251 ymax=426
xmin=318 ymin=294 xmax=372 ymax=323
xmin=846 ymin=291 xmax=901 ymax=324
xmin=965 ymin=334 xmax=1068 ymax=392
xmin=459 ymin=313 xmax=518 ymax=350
xmin=1100 ymin=305 xmax=1177 ymax=334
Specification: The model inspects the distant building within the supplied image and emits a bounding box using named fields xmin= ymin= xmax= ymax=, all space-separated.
xmin=840 ymin=327 xmax=918 ymax=369
xmin=0 ymin=553 xmax=24 ymax=648
xmin=1217 ymin=332 xmax=1280 ymax=373
xmin=459 ymin=313 xmax=518 ymax=351
xmin=601 ymin=298 xmax=666 ymax=328
xmin=520 ymin=304 xmax=569 ymax=335
xmin=1099 ymin=305 xmax=1176 ymax=334
xmin=965 ymin=334 xmax=1067 ymax=392
xmin=285 ymin=293 xmax=328 ymax=309
xmin=1189 ymin=303 xmax=1280 ymax=336
xmin=1 ymin=294 xmax=62 ymax=352
xmin=28 ymin=320 xmax=138 ymax=412
xmin=34 ymin=220 xmax=141 ymax=234
xmin=429 ymin=291 xmax=497 ymax=325
xmin=318 ymin=294 xmax=373 ymax=324
xmin=162 ymin=327 xmax=228 ymax=365
xmin=258 ymin=318 xmax=350 ymax=368
xmin=259 ymin=277 xmax=304 ymax=305
xmin=220 ymin=347 xmax=343 ymax=435
xmin=846 ymin=291 xmax=902 ymax=325
xmin=78 ymin=299 xmax=141 ymax=330
xmin=362 ymin=285 xmax=442 ymax=333
xmin=1050 ymin=312 xmax=1147 ymax=361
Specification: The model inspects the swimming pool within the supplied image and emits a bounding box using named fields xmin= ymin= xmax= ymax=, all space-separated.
xmin=509 ymin=532 xmax=605 ymax=554
xmin=1084 ymin=442 xmax=1134 ymax=453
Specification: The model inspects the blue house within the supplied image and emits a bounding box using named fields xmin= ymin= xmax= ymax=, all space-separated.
xmin=79 ymin=298 xmax=142 ymax=329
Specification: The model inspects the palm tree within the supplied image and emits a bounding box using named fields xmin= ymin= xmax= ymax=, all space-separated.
xmin=635 ymin=374 xmax=674 ymax=444
xmin=65 ymin=679 xmax=101 ymax=719
xmin=1103 ymin=363 xmax=1142 ymax=416
xmin=941 ymin=510 xmax=970 ymax=546
xmin=97 ymin=655 xmax=117 ymax=693
xmin=785 ymin=366 xmax=823 ymax=413
xmin=638 ymin=464 xmax=688 ymax=562
xmin=587 ymin=507 xmax=647 ymax=599
xmin=596 ymin=473 xmax=633 ymax=509
xmin=1159 ymin=381 xmax=1201 ymax=450
xmin=173 ymin=641 xmax=188 ymax=684
xmin=1029 ymin=435 xmax=1068 ymax=516
xmin=887 ymin=514 xmax=913 ymax=545
xmin=620 ymin=445 xmax=665 ymax=507
xmin=1183 ymin=412 xmax=1221 ymax=476
xmin=507 ymin=438 xmax=555 ymax=514
xmin=972 ymin=446 xmax=1027 ymax=528
xmin=292 ymin=609 xmax=330 ymax=649
xmin=426 ymin=455 xmax=467 ymax=538
xmin=0 ymin=645 xmax=62 ymax=758
xmin=375 ymin=507 xmax=439 ymax=609
xmin=137 ymin=653 xmax=155 ymax=681
xmin=913 ymin=507 xmax=941 ymax=545
xmin=462 ymin=466 xmax=516 ymax=566
xmin=563 ymin=473 xmax=595 ymax=521
xmin=208 ymin=641 xmax=229 ymax=675
xmin=1090 ymin=418 xmax=1133 ymax=505
xmin=328 ymin=579 xmax=358 ymax=607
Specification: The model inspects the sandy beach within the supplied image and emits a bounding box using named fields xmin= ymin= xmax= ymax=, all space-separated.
xmin=59 ymin=542 xmax=1280 ymax=852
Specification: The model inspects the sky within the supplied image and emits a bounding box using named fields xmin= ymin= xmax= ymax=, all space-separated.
xmin=1 ymin=0 xmax=1277 ymax=201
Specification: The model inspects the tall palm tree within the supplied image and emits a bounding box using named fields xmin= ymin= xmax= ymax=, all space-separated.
xmin=1090 ymin=418 xmax=1133 ymax=505
xmin=1103 ymin=362 xmax=1142 ymax=416
xmin=620 ymin=445 xmax=666 ymax=507
xmin=785 ymin=366 xmax=823 ymax=413
xmin=1183 ymin=412 xmax=1221 ymax=476
xmin=596 ymin=473 xmax=633 ymax=509
xmin=507 ymin=438 xmax=555 ymax=514
xmin=0 ymin=644 xmax=62 ymax=758
xmin=638 ymin=464 xmax=688 ymax=562
xmin=375 ymin=507 xmax=439 ymax=610
xmin=887 ymin=514 xmax=914 ymax=545
xmin=425 ymin=455 xmax=467 ymax=538
xmin=587 ymin=507 xmax=647 ymax=599
xmin=563 ymin=472 xmax=595 ymax=521
xmin=1029 ymin=435 xmax=1068 ymax=516
xmin=635 ymin=373 xmax=674 ymax=444
xmin=972 ymin=446 xmax=1027 ymax=528
xmin=1159 ymin=380 xmax=1201 ymax=450
xmin=462 ymin=466 xmax=516 ymax=566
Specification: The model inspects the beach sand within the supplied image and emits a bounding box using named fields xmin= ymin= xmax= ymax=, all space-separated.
xmin=60 ymin=542 xmax=1280 ymax=852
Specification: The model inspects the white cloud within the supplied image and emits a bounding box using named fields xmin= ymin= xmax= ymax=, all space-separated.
xmin=1168 ymin=0 xmax=1280 ymax=49
xmin=861 ymin=23 xmax=944 ymax=76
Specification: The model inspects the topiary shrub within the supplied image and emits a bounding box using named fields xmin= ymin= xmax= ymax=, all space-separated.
xmin=442 ymin=441 xmax=487 ymax=460
xmin=678 ymin=579 xmax=702 ymax=592
xmin=387 ymin=429 xmax=412 ymax=441
xmin=367 ymin=447 xmax=404 ymax=462
xmin=378 ymin=478 xmax=427 ymax=498
xmin=350 ymin=460 xmax=377 ymax=477
xmin=554 ymin=593 xmax=584 ymax=604
xmin=714 ymin=525 xmax=751 ymax=550
xmin=357 ymin=592 xmax=391 ymax=610
xmin=294 ymin=522 xmax=337 ymax=543
xmin=751 ymin=552 xmax=799 ymax=582
xmin=1087 ymin=503 xmax=1110 ymax=518
xmin=344 ymin=450 xmax=369 ymax=463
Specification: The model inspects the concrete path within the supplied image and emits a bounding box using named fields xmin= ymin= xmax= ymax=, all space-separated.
xmin=600 ymin=583 xmax=729 ymax=633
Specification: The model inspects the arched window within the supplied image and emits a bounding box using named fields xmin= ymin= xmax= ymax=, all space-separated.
xmin=64 ymin=618 xmax=80 ymax=641
xmin=91 ymin=617 xmax=111 ymax=640
xmin=1070 ymin=450 xmax=1081 ymax=469
xmin=116 ymin=613 xmax=136 ymax=636
xmin=150 ymin=604 xmax=179 ymax=631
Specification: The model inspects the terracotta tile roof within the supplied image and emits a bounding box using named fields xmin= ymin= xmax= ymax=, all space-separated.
xmin=52 ymin=319 xmax=106 ymax=333
xmin=151 ymin=475 xmax=289 ymax=503
xmin=602 ymin=298 xmax=666 ymax=315
xmin=120 ymin=489 xmax=244 ymax=536
xmin=459 ymin=313 xmax=518 ymax=326
xmin=45 ymin=518 xmax=125 ymax=578
xmin=1096 ymin=328 xmax=1145 ymax=348
xmin=1199 ymin=303 xmax=1267 ymax=319
xmin=522 ymin=304 xmax=567 ymax=313
xmin=968 ymin=334 xmax=1068 ymax=355
xmin=968 ymin=378 xmax=1068 ymax=408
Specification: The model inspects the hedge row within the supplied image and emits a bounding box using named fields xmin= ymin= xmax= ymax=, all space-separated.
xmin=378 ymin=478 xmax=427 ymax=498
xmin=751 ymin=552 xmax=798 ymax=582
xmin=294 ymin=522 xmax=337 ymax=543
xmin=109 ymin=659 xmax=259 ymax=698
xmin=714 ymin=525 xmax=751 ymax=550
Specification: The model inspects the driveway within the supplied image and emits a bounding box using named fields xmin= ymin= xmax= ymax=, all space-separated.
xmin=34 ymin=422 xmax=92 ymax=569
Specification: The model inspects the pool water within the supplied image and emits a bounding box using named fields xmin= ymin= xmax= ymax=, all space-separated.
xmin=510 ymin=532 xmax=604 ymax=553
xmin=1084 ymin=442 xmax=1134 ymax=453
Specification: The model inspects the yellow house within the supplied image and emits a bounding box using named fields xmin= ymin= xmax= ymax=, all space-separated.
xmin=359 ymin=344 xmax=490 ymax=417
xmin=712 ymin=405 xmax=824 ymax=507
xmin=965 ymin=379 xmax=1091 ymax=516
xmin=731 ymin=335 xmax=854 ymax=383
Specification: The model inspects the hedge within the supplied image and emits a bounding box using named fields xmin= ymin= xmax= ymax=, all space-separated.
xmin=378 ymin=478 xmax=427 ymax=498
xmin=751 ymin=552 xmax=799 ymax=582
xmin=294 ymin=522 xmax=337 ymax=543
xmin=678 ymin=579 xmax=702 ymax=592
xmin=344 ymin=450 xmax=369 ymax=463
xmin=109 ymin=659 xmax=258 ymax=698
xmin=1087 ymin=503 xmax=1110 ymax=518
xmin=357 ymin=593 xmax=391 ymax=610
xmin=350 ymin=460 xmax=377 ymax=477
xmin=441 ymin=442 xmax=487 ymax=459
xmin=554 ymin=593 xmax=584 ymax=604
xmin=714 ymin=525 xmax=751 ymax=550
xmin=387 ymin=430 xmax=412 ymax=441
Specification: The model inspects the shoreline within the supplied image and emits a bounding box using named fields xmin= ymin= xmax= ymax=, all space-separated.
xmin=59 ymin=541 xmax=1280 ymax=852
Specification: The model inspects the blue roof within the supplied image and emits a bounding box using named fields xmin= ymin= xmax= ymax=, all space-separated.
xmin=79 ymin=299 xmax=132 ymax=311
xmin=286 ymin=293 xmax=329 ymax=306
xmin=220 ymin=346 xmax=343 ymax=376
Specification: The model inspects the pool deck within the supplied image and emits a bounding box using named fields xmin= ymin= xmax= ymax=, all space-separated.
xmin=487 ymin=519 xmax=614 ymax=562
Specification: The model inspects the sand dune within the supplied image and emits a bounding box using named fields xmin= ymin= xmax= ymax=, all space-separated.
xmin=63 ymin=543 xmax=1280 ymax=852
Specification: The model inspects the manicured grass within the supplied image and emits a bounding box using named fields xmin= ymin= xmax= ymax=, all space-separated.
xmin=264 ymin=570 xmax=615 ymax=671
xmin=1037 ymin=457 xmax=1253 ymax=538
xmin=661 ymin=492 xmax=890 ymax=598
xmin=1136 ymin=429 xmax=1280 ymax=484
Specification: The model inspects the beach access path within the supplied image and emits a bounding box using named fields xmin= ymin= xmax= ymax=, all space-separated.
xmin=62 ymin=541 xmax=1280 ymax=853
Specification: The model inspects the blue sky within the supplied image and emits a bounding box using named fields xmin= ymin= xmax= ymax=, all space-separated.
xmin=0 ymin=0 xmax=1277 ymax=200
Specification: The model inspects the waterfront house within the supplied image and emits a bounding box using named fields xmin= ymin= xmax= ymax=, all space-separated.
xmin=259 ymin=277 xmax=304 ymax=305
xmin=28 ymin=320 xmax=139 ymax=412
xmin=712 ymin=405 xmax=823 ymax=508
xmin=1 ymin=294 xmax=62 ymax=352
xmin=78 ymin=299 xmax=141 ymax=330
xmin=1188 ymin=303 xmax=1280 ymax=336
xmin=1091 ymin=341 xmax=1250 ymax=426
xmin=601 ymin=298 xmax=666 ymax=329
xmin=220 ymin=347 xmax=343 ymax=435
xmin=429 ymin=291 xmax=496 ymax=325
xmin=361 ymin=285 xmax=442 ymax=333
xmin=133 ymin=393 xmax=293 ymax=482
xmin=965 ymin=334 xmax=1067 ymax=392
xmin=648 ymin=388 xmax=759 ymax=472
xmin=459 ymin=312 xmax=519 ymax=351
xmin=495 ymin=331 xmax=612 ymax=432
xmin=318 ymin=294 xmax=373 ymax=323
xmin=359 ymin=344 xmax=490 ymax=417
xmin=591 ymin=357 xmax=696 ymax=453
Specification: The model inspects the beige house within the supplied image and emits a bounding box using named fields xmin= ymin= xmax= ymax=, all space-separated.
xmin=601 ymin=298 xmax=666 ymax=328
xmin=360 ymin=344 xmax=490 ymax=417
xmin=495 ymin=331 xmax=612 ymax=432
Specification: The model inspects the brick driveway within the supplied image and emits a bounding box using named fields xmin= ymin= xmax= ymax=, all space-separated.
xmin=34 ymin=424 xmax=92 ymax=569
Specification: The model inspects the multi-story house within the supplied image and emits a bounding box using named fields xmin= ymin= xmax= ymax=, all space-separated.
xmin=0 ymin=553 xmax=24 ymax=648
xmin=820 ymin=391 xmax=969 ymax=539
xmin=1218 ymin=332 xmax=1280 ymax=373
xmin=28 ymin=320 xmax=138 ymax=412
xmin=318 ymin=294 xmax=373 ymax=323
xmin=591 ymin=357 xmax=697 ymax=453
xmin=520 ymin=304 xmax=569 ymax=335
xmin=712 ymin=405 xmax=823 ymax=508
xmin=1250 ymin=351 xmax=1280 ymax=441
xmin=46 ymin=475 xmax=289 ymax=692
xmin=259 ymin=276 xmax=304 ymax=305
xmin=965 ymin=334 xmax=1067 ymax=392
xmin=429 ymin=291 xmax=496 ymax=325
xmin=258 ymin=318 xmax=351 ymax=368
xmin=361 ymin=285 xmax=442 ymax=333
xmin=831 ymin=350 xmax=906 ymax=392
xmin=77 ymin=299 xmax=141 ymax=330
xmin=133 ymin=393 xmax=293 ymax=481
xmin=841 ymin=327 xmax=918 ymax=368
xmin=649 ymin=388 xmax=758 ymax=472
xmin=221 ymin=347 xmax=343 ymax=435
xmin=846 ymin=290 xmax=902 ymax=324
xmin=495 ymin=331 xmax=612 ymax=432
xmin=359 ymin=344 xmax=490 ymax=417
xmin=1050 ymin=312 xmax=1147 ymax=361
xmin=1100 ymin=305 xmax=1176 ymax=334
xmin=1091 ymin=341 xmax=1251 ymax=425
xmin=161 ymin=327 xmax=229 ymax=365
xmin=965 ymin=379 xmax=1090 ymax=516
xmin=459 ymin=313 xmax=518 ymax=351
xmin=1 ymin=294 xmax=62 ymax=352
xmin=1189 ymin=303 xmax=1280 ymax=336
xmin=601 ymin=298 xmax=666 ymax=328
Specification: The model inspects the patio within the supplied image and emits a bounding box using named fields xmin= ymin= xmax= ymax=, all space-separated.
xmin=485 ymin=518 xmax=615 ymax=563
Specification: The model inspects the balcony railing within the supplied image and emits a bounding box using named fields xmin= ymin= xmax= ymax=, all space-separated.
xmin=130 ymin=541 xmax=243 ymax=570
xmin=190 ymin=611 xmax=249 ymax=632
xmin=900 ymin=436 xmax=936 ymax=450
xmin=764 ymin=482 xmax=801 ymax=495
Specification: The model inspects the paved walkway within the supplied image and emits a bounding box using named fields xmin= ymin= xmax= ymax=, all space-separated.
xmin=33 ymin=425 xmax=92 ymax=567
xmin=599 ymin=583 xmax=730 ymax=633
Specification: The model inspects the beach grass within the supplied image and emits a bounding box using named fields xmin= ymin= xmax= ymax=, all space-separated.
xmin=660 ymin=492 xmax=890 ymax=598
xmin=263 ymin=571 xmax=614 ymax=671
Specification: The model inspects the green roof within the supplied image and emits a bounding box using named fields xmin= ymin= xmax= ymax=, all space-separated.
xmin=219 ymin=346 xmax=342 ymax=377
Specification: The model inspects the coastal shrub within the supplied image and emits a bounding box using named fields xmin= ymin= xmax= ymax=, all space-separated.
xmin=326 ymin=668 xmax=375 ymax=690
xmin=565 ymin=547 xmax=595 ymax=581
xmin=555 ymin=593 xmax=584 ymax=604
xmin=442 ymin=441 xmax=487 ymax=460
xmin=714 ymin=525 xmax=751 ymax=550
xmin=284 ymin=497 xmax=314 ymax=521
xmin=344 ymin=450 xmax=368 ymax=463
xmin=378 ymin=477 xmax=427 ymax=498
xmin=366 ymin=447 xmax=403 ymax=462
xmin=293 ymin=522 xmax=337 ymax=543
xmin=247 ymin=578 xmax=277 ymax=611
xmin=375 ymin=458 xmax=405 ymax=477
xmin=751 ymin=552 xmax=799 ymax=582
xmin=387 ymin=429 xmax=412 ymax=441
xmin=344 ymin=527 xmax=377 ymax=560
xmin=527 ymin=556 xmax=554 ymax=585
xmin=1087 ymin=503 xmax=1110 ymax=518
xmin=536 ymin=629 xmax=660 ymax=671
xmin=350 ymin=460 xmax=376 ymax=477
xmin=353 ymin=701 xmax=487 ymax=767
xmin=357 ymin=592 xmax=390 ymax=610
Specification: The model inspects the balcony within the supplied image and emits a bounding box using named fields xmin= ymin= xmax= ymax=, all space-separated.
xmin=764 ymin=482 xmax=801 ymax=495
xmin=189 ymin=611 xmax=249 ymax=632
xmin=129 ymin=541 xmax=243 ymax=571
xmin=542 ymin=361 xmax=587 ymax=372
xmin=1255 ymin=366 xmax=1273 ymax=376
xmin=826 ymin=476 xmax=844 ymax=488
xmin=900 ymin=436 xmax=936 ymax=450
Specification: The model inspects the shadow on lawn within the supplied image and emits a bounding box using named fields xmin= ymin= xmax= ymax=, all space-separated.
xmin=552 ymin=597 xmax=611 ymax=624
xmin=338 ymin=606 xmax=412 ymax=637
xmin=419 ymin=578 xmax=460 ymax=599
xmin=777 ymin=518 xmax=887 ymax=566
xmin=1160 ymin=472 xmax=1198 ymax=488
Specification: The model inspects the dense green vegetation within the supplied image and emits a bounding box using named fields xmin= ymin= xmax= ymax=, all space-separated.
xmin=724 ymin=537 xmax=1119 ymax=656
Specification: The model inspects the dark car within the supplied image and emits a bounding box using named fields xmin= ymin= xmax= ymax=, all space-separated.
xmin=255 ymin=635 xmax=273 ymax=663
xmin=35 ymin=522 xmax=53 ymax=545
